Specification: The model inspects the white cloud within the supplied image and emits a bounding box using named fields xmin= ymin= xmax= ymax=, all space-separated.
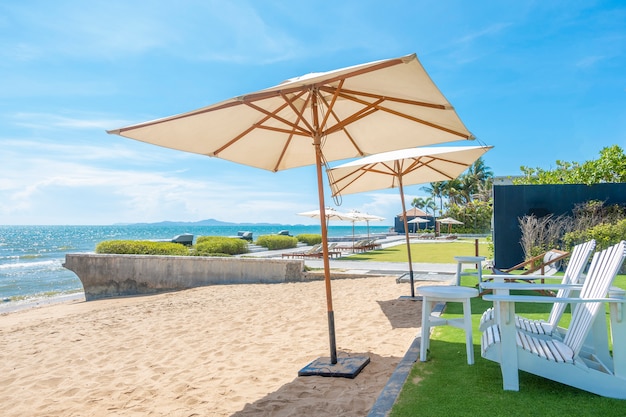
xmin=8 ymin=112 xmax=133 ymax=131
xmin=576 ymin=55 xmax=606 ymax=68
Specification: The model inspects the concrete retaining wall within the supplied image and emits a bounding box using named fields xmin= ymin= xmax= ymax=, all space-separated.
xmin=63 ymin=254 xmax=306 ymax=301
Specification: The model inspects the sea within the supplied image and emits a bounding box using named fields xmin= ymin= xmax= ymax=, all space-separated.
xmin=0 ymin=224 xmax=390 ymax=308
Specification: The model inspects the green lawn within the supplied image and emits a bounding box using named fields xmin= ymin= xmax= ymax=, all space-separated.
xmin=341 ymin=238 xmax=490 ymax=263
xmin=389 ymin=275 xmax=626 ymax=416
xmin=338 ymin=240 xmax=626 ymax=413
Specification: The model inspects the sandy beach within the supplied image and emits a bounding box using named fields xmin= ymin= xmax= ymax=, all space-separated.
xmin=0 ymin=276 xmax=444 ymax=416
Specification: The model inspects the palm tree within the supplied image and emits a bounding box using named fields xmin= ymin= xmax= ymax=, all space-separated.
xmin=465 ymin=158 xmax=494 ymax=201
xmin=422 ymin=181 xmax=447 ymax=216
xmin=412 ymin=197 xmax=436 ymax=215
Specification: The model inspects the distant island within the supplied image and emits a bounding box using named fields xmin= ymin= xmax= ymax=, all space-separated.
xmin=116 ymin=219 xmax=292 ymax=227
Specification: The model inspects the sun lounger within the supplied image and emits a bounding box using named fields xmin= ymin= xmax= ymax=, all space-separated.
xmin=282 ymin=244 xmax=322 ymax=259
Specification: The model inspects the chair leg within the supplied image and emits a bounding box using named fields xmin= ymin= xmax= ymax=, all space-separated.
xmin=463 ymin=298 xmax=474 ymax=365
xmin=420 ymin=299 xmax=433 ymax=362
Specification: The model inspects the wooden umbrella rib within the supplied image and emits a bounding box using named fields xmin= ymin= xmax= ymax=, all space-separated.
xmin=273 ymin=93 xmax=314 ymax=171
xmin=363 ymin=162 xmax=398 ymax=176
xmin=319 ymin=79 xmax=344 ymax=131
xmin=110 ymin=99 xmax=244 ymax=134
xmin=272 ymin=133 xmax=295 ymax=172
xmin=254 ymin=125 xmax=311 ymax=136
xmin=418 ymin=157 xmax=471 ymax=179
xmin=280 ymin=90 xmax=315 ymax=133
xmin=212 ymin=123 xmax=260 ymax=156
xmin=379 ymin=104 xmax=472 ymax=139
xmin=322 ymin=98 xmax=384 ymax=136
xmin=320 ymin=90 xmax=473 ymax=139
xmin=318 ymin=85 xmax=448 ymax=110
xmin=332 ymin=165 xmax=373 ymax=196
xmin=317 ymin=92 xmax=367 ymax=156
xmin=244 ymin=101 xmax=310 ymax=136
xmin=110 ymin=57 xmax=410 ymax=135
xmin=236 ymin=57 xmax=407 ymax=103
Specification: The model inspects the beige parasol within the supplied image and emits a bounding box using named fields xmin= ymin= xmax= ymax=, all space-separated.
xmin=437 ymin=216 xmax=464 ymax=234
xmin=108 ymin=53 xmax=474 ymax=377
xmin=408 ymin=216 xmax=430 ymax=232
xmin=328 ymin=145 xmax=492 ymax=298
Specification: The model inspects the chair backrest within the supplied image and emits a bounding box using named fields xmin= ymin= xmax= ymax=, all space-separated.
xmin=563 ymin=241 xmax=626 ymax=355
xmin=307 ymin=244 xmax=322 ymax=254
xmin=547 ymin=240 xmax=596 ymax=326
xmin=540 ymin=250 xmax=567 ymax=275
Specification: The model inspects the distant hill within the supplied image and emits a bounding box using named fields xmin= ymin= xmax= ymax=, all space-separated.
xmin=126 ymin=219 xmax=284 ymax=227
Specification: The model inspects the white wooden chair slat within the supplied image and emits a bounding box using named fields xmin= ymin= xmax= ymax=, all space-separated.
xmin=538 ymin=338 xmax=558 ymax=362
xmin=479 ymin=240 xmax=596 ymax=334
xmin=550 ymin=339 xmax=574 ymax=363
xmin=480 ymin=241 xmax=626 ymax=398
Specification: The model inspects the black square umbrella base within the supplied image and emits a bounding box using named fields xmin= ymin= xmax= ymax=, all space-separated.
xmin=298 ymin=355 xmax=370 ymax=378
xmin=398 ymin=295 xmax=423 ymax=301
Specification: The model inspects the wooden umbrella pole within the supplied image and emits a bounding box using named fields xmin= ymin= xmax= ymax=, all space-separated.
xmin=398 ymin=175 xmax=415 ymax=298
xmin=313 ymin=94 xmax=337 ymax=365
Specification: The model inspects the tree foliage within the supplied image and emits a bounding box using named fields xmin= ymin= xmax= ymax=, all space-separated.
xmin=420 ymin=157 xmax=494 ymax=233
xmin=411 ymin=196 xmax=436 ymax=215
xmin=514 ymin=145 xmax=626 ymax=185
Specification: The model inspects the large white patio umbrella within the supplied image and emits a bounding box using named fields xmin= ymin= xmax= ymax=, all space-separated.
xmin=298 ymin=207 xmax=355 ymax=224
xmin=108 ymin=53 xmax=474 ymax=377
xmin=408 ymin=216 xmax=430 ymax=233
xmin=297 ymin=207 xmax=355 ymax=237
xmin=438 ymin=216 xmax=464 ymax=234
xmin=328 ymin=145 xmax=492 ymax=298
xmin=349 ymin=210 xmax=385 ymax=238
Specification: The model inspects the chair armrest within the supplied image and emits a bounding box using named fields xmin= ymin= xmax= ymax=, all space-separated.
xmin=483 ymin=294 xmax=626 ymax=304
xmin=482 ymin=273 xmax=563 ymax=282
xmin=481 ymin=282 xmax=583 ymax=292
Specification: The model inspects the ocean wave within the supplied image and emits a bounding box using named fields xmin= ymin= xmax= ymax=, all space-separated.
xmin=0 ymin=259 xmax=62 ymax=270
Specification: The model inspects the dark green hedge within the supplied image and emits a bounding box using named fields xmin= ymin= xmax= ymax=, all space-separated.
xmin=193 ymin=236 xmax=249 ymax=256
xmin=563 ymin=219 xmax=626 ymax=251
xmin=95 ymin=240 xmax=189 ymax=255
xmin=256 ymin=235 xmax=298 ymax=250
xmin=296 ymin=234 xmax=322 ymax=245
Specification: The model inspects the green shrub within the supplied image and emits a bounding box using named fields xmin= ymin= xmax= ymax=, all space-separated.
xmin=296 ymin=234 xmax=322 ymax=245
xmin=193 ymin=236 xmax=249 ymax=256
xmin=563 ymin=219 xmax=626 ymax=251
xmin=256 ymin=235 xmax=298 ymax=250
xmin=95 ymin=240 xmax=189 ymax=255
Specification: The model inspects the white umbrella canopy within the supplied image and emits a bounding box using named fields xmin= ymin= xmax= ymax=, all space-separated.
xmin=438 ymin=216 xmax=464 ymax=224
xmin=328 ymin=145 xmax=492 ymax=298
xmin=407 ymin=217 xmax=430 ymax=232
xmin=109 ymin=53 xmax=473 ymax=172
xmin=407 ymin=217 xmax=430 ymax=223
xmin=345 ymin=210 xmax=386 ymax=245
xmin=297 ymin=207 xmax=355 ymax=230
xmin=348 ymin=210 xmax=384 ymax=222
xmin=438 ymin=216 xmax=464 ymax=234
xmin=298 ymin=207 xmax=355 ymax=222
xmin=108 ymin=53 xmax=475 ymax=376
xmin=329 ymin=146 xmax=492 ymax=196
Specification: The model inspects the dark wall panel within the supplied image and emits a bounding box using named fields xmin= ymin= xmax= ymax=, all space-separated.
xmin=493 ymin=183 xmax=626 ymax=268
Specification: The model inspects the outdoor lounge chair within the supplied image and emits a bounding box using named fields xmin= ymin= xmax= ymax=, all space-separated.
xmin=494 ymin=248 xmax=569 ymax=276
xmin=479 ymin=240 xmax=596 ymax=336
xmin=483 ymin=247 xmax=572 ymax=296
xmin=282 ymin=244 xmax=322 ymax=259
xmin=480 ymin=241 xmax=626 ymax=398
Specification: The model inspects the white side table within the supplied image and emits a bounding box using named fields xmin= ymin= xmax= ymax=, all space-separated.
xmin=454 ymin=255 xmax=486 ymax=286
xmin=417 ymin=285 xmax=479 ymax=365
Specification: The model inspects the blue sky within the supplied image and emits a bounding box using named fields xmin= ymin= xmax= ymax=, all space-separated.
xmin=1 ymin=1 xmax=625 ymax=226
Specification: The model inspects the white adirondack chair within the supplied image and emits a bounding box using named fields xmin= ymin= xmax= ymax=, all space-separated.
xmin=479 ymin=240 xmax=596 ymax=336
xmin=480 ymin=241 xmax=626 ymax=398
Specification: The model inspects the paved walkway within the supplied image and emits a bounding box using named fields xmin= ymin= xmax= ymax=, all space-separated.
xmin=241 ymin=234 xmax=458 ymax=276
